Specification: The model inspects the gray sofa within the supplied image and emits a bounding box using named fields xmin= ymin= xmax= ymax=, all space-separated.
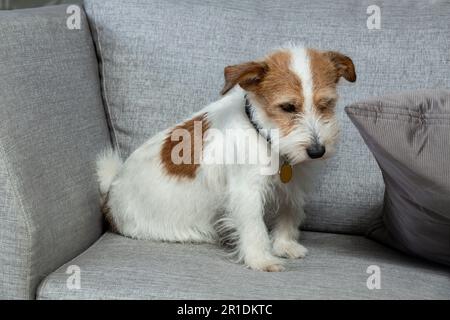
xmin=0 ymin=1 xmax=449 ymax=300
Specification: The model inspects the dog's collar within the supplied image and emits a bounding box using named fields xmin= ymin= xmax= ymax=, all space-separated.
xmin=244 ymin=95 xmax=293 ymax=183
xmin=244 ymin=95 xmax=271 ymax=144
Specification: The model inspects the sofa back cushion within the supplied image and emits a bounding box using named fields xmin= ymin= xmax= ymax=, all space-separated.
xmin=0 ymin=5 xmax=111 ymax=299
xmin=84 ymin=0 xmax=450 ymax=234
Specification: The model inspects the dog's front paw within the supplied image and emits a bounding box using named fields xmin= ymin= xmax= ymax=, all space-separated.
xmin=273 ymin=239 xmax=308 ymax=259
xmin=245 ymin=254 xmax=285 ymax=272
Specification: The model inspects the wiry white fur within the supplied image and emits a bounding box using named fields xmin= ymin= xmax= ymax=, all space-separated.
xmin=97 ymin=46 xmax=341 ymax=272
xmin=96 ymin=148 xmax=123 ymax=195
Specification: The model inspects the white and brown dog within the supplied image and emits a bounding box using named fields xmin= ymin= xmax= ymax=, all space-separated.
xmin=97 ymin=45 xmax=356 ymax=272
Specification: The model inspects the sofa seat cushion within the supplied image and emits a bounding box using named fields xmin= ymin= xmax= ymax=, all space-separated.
xmin=37 ymin=232 xmax=449 ymax=299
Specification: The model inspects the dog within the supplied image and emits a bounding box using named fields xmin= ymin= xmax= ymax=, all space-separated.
xmin=96 ymin=45 xmax=356 ymax=272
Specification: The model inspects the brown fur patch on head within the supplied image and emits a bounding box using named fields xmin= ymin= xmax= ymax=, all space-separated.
xmin=308 ymin=49 xmax=356 ymax=118
xmin=160 ymin=113 xmax=210 ymax=179
xmin=309 ymin=49 xmax=356 ymax=85
xmin=308 ymin=49 xmax=340 ymax=89
xmin=250 ymin=50 xmax=304 ymax=135
xmin=227 ymin=50 xmax=302 ymax=136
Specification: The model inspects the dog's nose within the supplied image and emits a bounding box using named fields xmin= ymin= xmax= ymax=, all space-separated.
xmin=306 ymin=144 xmax=326 ymax=159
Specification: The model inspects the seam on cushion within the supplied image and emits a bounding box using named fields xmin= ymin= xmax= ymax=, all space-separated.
xmin=0 ymin=141 xmax=33 ymax=299
xmin=349 ymin=115 xmax=450 ymax=126
xmin=35 ymin=271 xmax=52 ymax=300
xmin=353 ymin=108 xmax=450 ymax=118
xmin=346 ymin=109 xmax=450 ymax=125
xmin=350 ymin=114 xmax=450 ymax=125
xmin=36 ymin=232 xmax=111 ymax=300
xmin=86 ymin=3 xmax=122 ymax=158
xmin=347 ymin=104 xmax=450 ymax=119
xmin=349 ymin=103 xmax=450 ymax=117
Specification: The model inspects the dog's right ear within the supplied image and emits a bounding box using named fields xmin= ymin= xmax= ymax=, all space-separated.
xmin=221 ymin=61 xmax=268 ymax=95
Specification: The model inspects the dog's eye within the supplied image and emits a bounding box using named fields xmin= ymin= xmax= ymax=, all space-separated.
xmin=317 ymin=99 xmax=336 ymax=110
xmin=279 ymin=103 xmax=296 ymax=113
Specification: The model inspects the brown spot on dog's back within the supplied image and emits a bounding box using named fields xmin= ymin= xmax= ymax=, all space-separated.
xmin=160 ymin=113 xmax=210 ymax=179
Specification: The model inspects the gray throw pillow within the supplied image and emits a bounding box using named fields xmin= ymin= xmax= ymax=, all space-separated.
xmin=346 ymin=90 xmax=450 ymax=266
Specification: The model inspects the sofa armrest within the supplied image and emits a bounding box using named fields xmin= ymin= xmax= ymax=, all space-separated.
xmin=0 ymin=5 xmax=111 ymax=299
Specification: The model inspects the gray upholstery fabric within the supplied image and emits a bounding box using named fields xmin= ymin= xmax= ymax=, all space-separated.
xmin=37 ymin=231 xmax=450 ymax=299
xmin=84 ymin=0 xmax=450 ymax=234
xmin=346 ymin=90 xmax=450 ymax=266
xmin=0 ymin=5 xmax=111 ymax=299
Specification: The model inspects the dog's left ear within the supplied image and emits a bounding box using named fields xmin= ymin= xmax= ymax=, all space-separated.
xmin=324 ymin=51 xmax=356 ymax=83
xmin=221 ymin=61 xmax=268 ymax=95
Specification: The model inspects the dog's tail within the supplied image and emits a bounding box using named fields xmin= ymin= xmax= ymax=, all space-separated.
xmin=96 ymin=148 xmax=123 ymax=197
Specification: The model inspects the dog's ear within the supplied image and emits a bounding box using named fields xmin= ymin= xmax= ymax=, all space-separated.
xmin=221 ymin=61 xmax=268 ymax=95
xmin=324 ymin=51 xmax=356 ymax=83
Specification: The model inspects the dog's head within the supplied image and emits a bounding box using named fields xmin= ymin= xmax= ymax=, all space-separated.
xmin=221 ymin=46 xmax=356 ymax=164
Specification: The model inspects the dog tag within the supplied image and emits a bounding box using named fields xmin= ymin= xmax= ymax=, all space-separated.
xmin=279 ymin=162 xmax=293 ymax=183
